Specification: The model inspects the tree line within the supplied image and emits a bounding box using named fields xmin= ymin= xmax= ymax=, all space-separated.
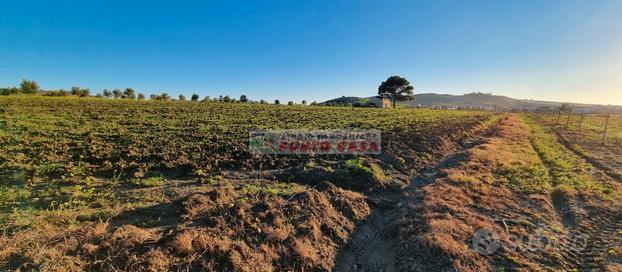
xmin=0 ymin=79 xmax=316 ymax=105
xmin=2 ymin=75 xmax=415 ymax=107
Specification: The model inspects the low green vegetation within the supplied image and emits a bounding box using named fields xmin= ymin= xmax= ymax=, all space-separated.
xmin=0 ymin=95 xmax=490 ymax=184
xmin=525 ymin=116 xmax=616 ymax=197
xmin=0 ymin=95 xmax=496 ymax=270
xmin=0 ymin=96 xmax=492 ymax=232
xmin=444 ymin=115 xmax=551 ymax=193
xmin=128 ymin=175 xmax=167 ymax=188
xmin=58 ymin=185 xmax=114 ymax=209
xmin=539 ymin=112 xmax=622 ymax=144
xmin=499 ymin=164 xmax=551 ymax=192
xmin=241 ymin=182 xmax=305 ymax=198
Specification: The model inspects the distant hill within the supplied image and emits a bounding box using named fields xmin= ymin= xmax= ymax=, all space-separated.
xmin=321 ymin=93 xmax=622 ymax=112
xmin=412 ymin=93 xmax=519 ymax=107
xmin=319 ymin=96 xmax=370 ymax=105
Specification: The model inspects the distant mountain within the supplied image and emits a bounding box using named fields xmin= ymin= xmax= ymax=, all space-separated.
xmin=321 ymin=93 xmax=622 ymax=112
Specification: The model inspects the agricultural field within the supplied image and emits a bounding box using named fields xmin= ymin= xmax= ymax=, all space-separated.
xmin=3 ymin=0 xmax=622 ymax=271
xmin=0 ymin=96 xmax=492 ymax=271
xmin=1 ymin=96 xmax=621 ymax=271
xmin=534 ymin=113 xmax=622 ymax=181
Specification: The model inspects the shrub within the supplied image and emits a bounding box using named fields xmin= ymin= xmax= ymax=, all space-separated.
xmin=0 ymin=87 xmax=21 ymax=95
xmin=20 ymin=79 xmax=39 ymax=94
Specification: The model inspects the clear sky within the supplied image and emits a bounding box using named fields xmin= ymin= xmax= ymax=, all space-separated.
xmin=1 ymin=0 xmax=621 ymax=105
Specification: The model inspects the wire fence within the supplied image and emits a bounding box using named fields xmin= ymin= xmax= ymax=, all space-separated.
xmin=537 ymin=111 xmax=621 ymax=144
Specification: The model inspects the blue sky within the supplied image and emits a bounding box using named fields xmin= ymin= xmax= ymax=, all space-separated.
xmin=1 ymin=0 xmax=621 ymax=105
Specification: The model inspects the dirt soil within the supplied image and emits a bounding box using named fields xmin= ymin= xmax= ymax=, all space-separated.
xmin=395 ymin=115 xmax=622 ymax=271
xmin=330 ymin=115 xmax=622 ymax=271
xmin=4 ymin=114 xmax=621 ymax=271
xmin=1 ymin=115 xmax=494 ymax=271
xmin=333 ymin=119 xmax=493 ymax=272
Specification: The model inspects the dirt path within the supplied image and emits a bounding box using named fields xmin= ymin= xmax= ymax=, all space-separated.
xmin=332 ymin=205 xmax=400 ymax=272
xmin=333 ymin=135 xmax=487 ymax=272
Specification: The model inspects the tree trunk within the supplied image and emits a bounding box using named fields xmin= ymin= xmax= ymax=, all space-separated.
xmin=392 ymin=96 xmax=396 ymax=108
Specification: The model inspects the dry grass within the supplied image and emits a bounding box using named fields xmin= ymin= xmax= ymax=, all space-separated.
xmin=0 ymin=180 xmax=370 ymax=271
xmin=397 ymin=115 xmax=570 ymax=271
xmin=444 ymin=115 xmax=551 ymax=191
xmin=110 ymin=225 xmax=157 ymax=247
xmin=293 ymin=238 xmax=321 ymax=264
xmin=171 ymin=231 xmax=195 ymax=254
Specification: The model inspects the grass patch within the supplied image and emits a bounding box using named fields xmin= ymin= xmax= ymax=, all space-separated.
xmin=342 ymin=157 xmax=386 ymax=183
xmin=332 ymin=157 xmax=388 ymax=190
xmin=446 ymin=172 xmax=481 ymax=184
xmin=525 ymin=116 xmax=616 ymax=198
xmin=0 ymin=187 xmax=32 ymax=210
xmin=241 ymin=182 xmax=304 ymax=198
xmin=58 ymin=185 xmax=114 ymax=209
xmin=499 ymin=164 xmax=551 ymax=192
xmin=446 ymin=115 xmax=552 ymax=193
xmin=198 ymin=175 xmax=223 ymax=185
xmin=128 ymin=175 xmax=166 ymax=188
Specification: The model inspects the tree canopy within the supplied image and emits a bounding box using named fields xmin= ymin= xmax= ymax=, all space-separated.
xmin=378 ymin=75 xmax=414 ymax=108
xmin=240 ymin=95 xmax=248 ymax=103
xmin=20 ymin=79 xmax=39 ymax=94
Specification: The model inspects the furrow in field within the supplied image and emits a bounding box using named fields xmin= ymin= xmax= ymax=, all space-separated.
xmin=333 ymin=115 xmax=500 ymax=272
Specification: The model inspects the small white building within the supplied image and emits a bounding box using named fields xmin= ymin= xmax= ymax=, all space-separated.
xmin=368 ymin=96 xmax=392 ymax=108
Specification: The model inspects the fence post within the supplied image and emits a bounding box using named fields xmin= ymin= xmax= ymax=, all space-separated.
xmin=602 ymin=114 xmax=610 ymax=143
xmin=579 ymin=112 xmax=585 ymax=130
xmin=565 ymin=109 xmax=572 ymax=128
xmin=557 ymin=110 xmax=561 ymax=124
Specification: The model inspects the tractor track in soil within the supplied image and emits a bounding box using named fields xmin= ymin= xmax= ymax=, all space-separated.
xmin=546 ymin=129 xmax=622 ymax=270
xmin=559 ymin=207 xmax=622 ymax=270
